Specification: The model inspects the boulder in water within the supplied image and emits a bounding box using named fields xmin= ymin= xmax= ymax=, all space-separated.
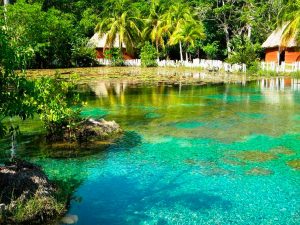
xmin=72 ymin=118 xmax=122 ymax=142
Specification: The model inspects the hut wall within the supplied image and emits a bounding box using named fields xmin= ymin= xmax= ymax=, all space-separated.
xmin=285 ymin=48 xmax=300 ymax=63
xmin=96 ymin=48 xmax=134 ymax=60
xmin=96 ymin=48 xmax=105 ymax=59
xmin=122 ymin=50 xmax=134 ymax=60
xmin=265 ymin=48 xmax=278 ymax=63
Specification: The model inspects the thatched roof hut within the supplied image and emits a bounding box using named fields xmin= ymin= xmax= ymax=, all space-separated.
xmin=262 ymin=24 xmax=300 ymax=64
xmin=88 ymin=33 xmax=133 ymax=59
xmin=262 ymin=24 xmax=298 ymax=48
xmin=88 ymin=33 xmax=126 ymax=49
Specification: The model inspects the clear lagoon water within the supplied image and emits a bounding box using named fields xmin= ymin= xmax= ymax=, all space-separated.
xmin=1 ymin=77 xmax=300 ymax=224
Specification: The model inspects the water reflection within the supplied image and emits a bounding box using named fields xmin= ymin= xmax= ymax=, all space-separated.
xmin=258 ymin=78 xmax=300 ymax=105
xmin=258 ymin=77 xmax=300 ymax=91
xmin=90 ymin=77 xmax=300 ymax=100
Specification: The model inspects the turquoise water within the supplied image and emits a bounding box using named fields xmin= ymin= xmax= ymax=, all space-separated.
xmin=1 ymin=78 xmax=300 ymax=224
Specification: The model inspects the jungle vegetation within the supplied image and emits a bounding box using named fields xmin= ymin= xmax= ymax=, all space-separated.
xmin=0 ymin=0 xmax=299 ymax=68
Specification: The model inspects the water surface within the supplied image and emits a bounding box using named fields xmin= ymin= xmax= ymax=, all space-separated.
xmin=1 ymin=77 xmax=300 ymax=225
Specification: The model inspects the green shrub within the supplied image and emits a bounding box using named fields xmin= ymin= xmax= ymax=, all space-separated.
xmin=202 ymin=41 xmax=219 ymax=59
xmin=104 ymin=48 xmax=124 ymax=66
xmin=71 ymin=38 xmax=98 ymax=67
xmin=140 ymin=42 xmax=158 ymax=67
xmin=247 ymin=61 xmax=261 ymax=74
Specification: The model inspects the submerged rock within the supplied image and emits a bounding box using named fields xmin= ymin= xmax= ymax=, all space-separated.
xmin=287 ymin=159 xmax=300 ymax=170
xmin=200 ymin=167 xmax=233 ymax=176
xmin=0 ymin=159 xmax=65 ymax=224
xmin=269 ymin=147 xmax=295 ymax=156
xmin=61 ymin=214 xmax=78 ymax=224
xmin=233 ymin=151 xmax=277 ymax=162
xmin=246 ymin=167 xmax=274 ymax=176
xmin=222 ymin=158 xmax=246 ymax=166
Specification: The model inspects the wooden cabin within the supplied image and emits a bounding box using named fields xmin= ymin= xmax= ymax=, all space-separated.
xmin=262 ymin=25 xmax=300 ymax=64
xmin=88 ymin=33 xmax=134 ymax=60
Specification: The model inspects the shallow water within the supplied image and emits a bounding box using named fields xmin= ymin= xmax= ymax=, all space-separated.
xmin=1 ymin=77 xmax=300 ymax=224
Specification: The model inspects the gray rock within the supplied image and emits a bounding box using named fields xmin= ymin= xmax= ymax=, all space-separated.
xmin=61 ymin=214 xmax=79 ymax=224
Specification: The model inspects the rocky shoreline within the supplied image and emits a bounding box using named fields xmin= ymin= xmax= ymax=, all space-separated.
xmin=0 ymin=159 xmax=66 ymax=224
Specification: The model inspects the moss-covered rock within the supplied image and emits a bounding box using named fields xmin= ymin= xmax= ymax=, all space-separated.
xmin=75 ymin=118 xmax=122 ymax=142
xmin=0 ymin=159 xmax=66 ymax=224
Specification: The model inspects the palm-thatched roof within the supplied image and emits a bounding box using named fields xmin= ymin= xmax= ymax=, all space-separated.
xmin=262 ymin=24 xmax=298 ymax=48
xmin=87 ymin=33 xmax=126 ymax=48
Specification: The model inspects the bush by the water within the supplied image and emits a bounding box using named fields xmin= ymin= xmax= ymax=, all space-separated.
xmin=33 ymin=74 xmax=82 ymax=141
xmin=104 ymin=48 xmax=125 ymax=66
xmin=140 ymin=42 xmax=158 ymax=67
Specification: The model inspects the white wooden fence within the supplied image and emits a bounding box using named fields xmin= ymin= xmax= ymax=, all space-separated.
xmin=261 ymin=62 xmax=300 ymax=72
xmin=97 ymin=58 xmax=247 ymax=73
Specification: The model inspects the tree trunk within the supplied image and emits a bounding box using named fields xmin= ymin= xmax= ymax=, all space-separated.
xmin=179 ymin=41 xmax=183 ymax=62
xmin=224 ymin=27 xmax=231 ymax=54
xmin=3 ymin=0 xmax=10 ymax=28
xmin=185 ymin=52 xmax=188 ymax=62
xmin=156 ymin=41 xmax=159 ymax=61
xmin=247 ymin=24 xmax=252 ymax=39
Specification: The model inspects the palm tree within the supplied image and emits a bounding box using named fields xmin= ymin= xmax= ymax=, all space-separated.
xmin=163 ymin=1 xmax=199 ymax=61
xmin=280 ymin=0 xmax=300 ymax=46
xmin=169 ymin=21 xmax=205 ymax=61
xmin=142 ymin=0 xmax=169 ymax=59
xmin=95 ymin=0 xmax=141 ymax=54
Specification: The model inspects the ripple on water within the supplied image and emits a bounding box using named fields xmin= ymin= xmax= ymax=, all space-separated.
xmin=170 ymin=121 xmax=205 ymax=129
xmin=237 ymin=112 xmax=266 ymax=119
xmin=80 ymin=107 xmax=108 ymax=118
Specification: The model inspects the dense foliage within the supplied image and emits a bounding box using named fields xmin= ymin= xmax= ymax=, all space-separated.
xmin=1 ymin=0 xmax=299 ymax=67
xmin=0 ymin=25 xmax=81 ymax=140
xmin=0 ymin=24 xmax=35 ymax=137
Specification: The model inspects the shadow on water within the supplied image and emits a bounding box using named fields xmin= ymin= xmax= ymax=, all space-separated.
xmin=69 ymin=167 xmax=232 ymax=225
xmin=110 ymin=131 xmax=142 ymax=151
